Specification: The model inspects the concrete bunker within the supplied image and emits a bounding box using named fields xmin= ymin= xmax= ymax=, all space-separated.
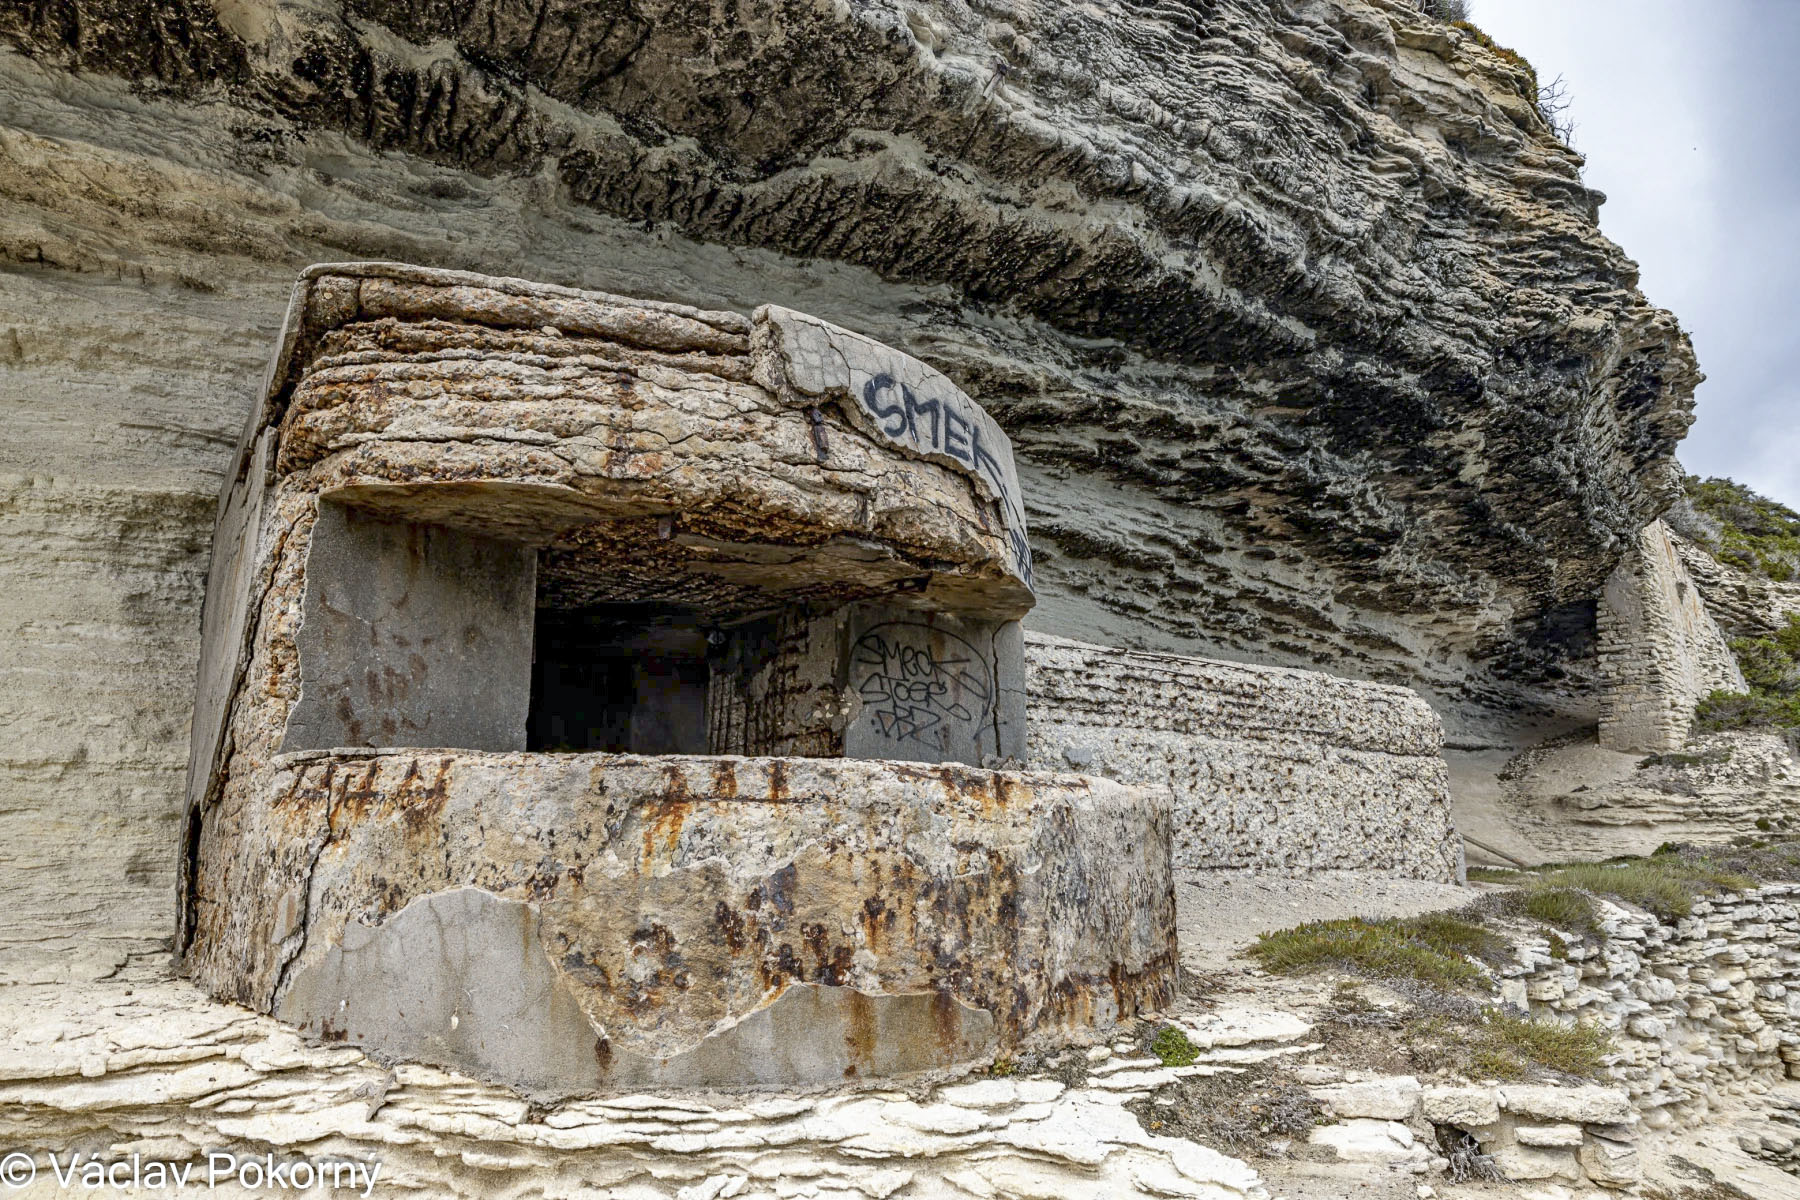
xmin=180 ymin=264 xmax=1174 ymax=1093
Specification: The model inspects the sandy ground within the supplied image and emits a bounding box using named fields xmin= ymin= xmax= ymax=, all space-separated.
xmin=1175 ymin=869 xmax=1480 ymax=972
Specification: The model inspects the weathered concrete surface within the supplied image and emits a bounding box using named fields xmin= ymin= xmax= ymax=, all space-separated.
xmin=283 ymin=501 xmax=536 ymax=752
xmin=266 ymin=264 xmax=1032 ymax=617
xmin=843 ymin=609 xmax=1027 ymax=766
xmin=1023 ymin=633 xmax=1460 ymax=881
xmin=1597 ymin=520 xmax=1745 ymax=754
xmin=278 ymin=885 xmax=1000 ymax=1092
xmin=186 ymin=751 xmax=1175 ymax=1091
xmin=755 ymin=304 xmax=1032 ymax=590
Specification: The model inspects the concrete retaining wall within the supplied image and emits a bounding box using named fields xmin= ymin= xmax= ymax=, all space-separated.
xmin=186 ymin=750 xmax=1176 ymax=1094
xmin=1022 ymin=633 xmax=1461 ymax=882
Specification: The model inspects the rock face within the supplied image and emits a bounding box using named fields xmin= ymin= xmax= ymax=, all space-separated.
xmin=1598 ymin=520 xmax=1745 ymax=753
xmin=0 ymin=0 xmax=1696 ymax=969
xmin=1024 ymin=633 xmax=1461 ymax=881
xmin=1497 ymin=886 xmax=1800 ymax=1139
xmin=0 ymin=0 xmax=1696 ymax=714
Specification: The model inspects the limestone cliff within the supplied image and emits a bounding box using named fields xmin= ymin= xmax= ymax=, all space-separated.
xmin=0 ymin=0 xmax=1697 ymax=962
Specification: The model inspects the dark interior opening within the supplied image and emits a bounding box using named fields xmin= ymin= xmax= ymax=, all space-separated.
xmin=528 ymin=605 xmax=712 ymax=754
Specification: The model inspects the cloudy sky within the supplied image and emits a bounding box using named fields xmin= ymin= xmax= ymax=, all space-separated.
xmin=1469 ymin=0 xmax=1799 ymax=510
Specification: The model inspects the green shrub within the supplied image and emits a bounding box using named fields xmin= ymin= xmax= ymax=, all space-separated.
xmin=1518 ymin=886 xmax=1600 ymax=935
xmin=1683 ymin=475 xmax=1800 ymax=582
xmin=1150 ymin=1025 xmax=1201 ymax=1067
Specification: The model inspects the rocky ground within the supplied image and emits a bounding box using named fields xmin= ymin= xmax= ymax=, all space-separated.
xmin=4 ymin=870 xmax=1794 ymax=1199
xmin=1446 ymin=730 xmax=1800 ymax=868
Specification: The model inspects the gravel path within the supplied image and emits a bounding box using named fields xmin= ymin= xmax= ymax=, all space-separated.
xmin=1176 ymin=869 xmax=1478 ymax=972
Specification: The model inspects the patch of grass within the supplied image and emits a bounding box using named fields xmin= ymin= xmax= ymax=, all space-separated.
xmin=1517 ymin=885 xmax=1600 ymax=935
xmin=1490 ymin=849 xmax=1756 ymax=928
xmin=1150 ymin=1025 xmax=1200 ymax=1068
xmin=1249 ymin=912 xmax=1504 ymax=987
xmin=1468 ymin=1010 xmax=1612 ymax=1079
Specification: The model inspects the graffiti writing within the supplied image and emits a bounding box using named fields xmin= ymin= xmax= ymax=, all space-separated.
xmin=850 ymin=624 xmax=994 ymax=749
xmin=859 ymin=373 xmax=1033 ymax=587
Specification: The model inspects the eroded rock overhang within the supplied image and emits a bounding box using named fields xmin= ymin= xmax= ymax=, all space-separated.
xmin=0 ymin=0 xmax=1702 ymax=702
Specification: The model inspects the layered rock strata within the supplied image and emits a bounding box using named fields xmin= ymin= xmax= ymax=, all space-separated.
xmin=1024 ymin=633 xmax=1461 ymax=881
xmin=1672 ymin=531 xmax=1800 ymax=642
xmin=1597 ymin=520 xmax=1745 ymax=754
xmin=1499 ymin=885 xmax=1800 ymax=1139
xmin=1497 ymin=731 xmax=1800 ymax=862
xmin=0 ymin=0 xmax=1698 ymax=720
xmin=0 ymin=970 xmax=1267 ymax=1200
xmin=1307 ymin=1075 xmax=1641 ymax=1188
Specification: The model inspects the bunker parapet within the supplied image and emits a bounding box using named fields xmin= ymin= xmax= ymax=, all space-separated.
xmin=180 ymin=263 xmax=1174 ymax=1092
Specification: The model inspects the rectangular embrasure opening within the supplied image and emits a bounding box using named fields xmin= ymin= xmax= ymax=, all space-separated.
xmin=527 ymin=606 xmax=712 ymax=754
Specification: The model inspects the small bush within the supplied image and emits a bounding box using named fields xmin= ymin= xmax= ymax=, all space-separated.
xmin=1250 ymin=913 xmax=1503 ymax=987
xmin=1683 ymin=475 xmax=1800 ymax=582
xmin=1420 ymin=0 xmax=1471 ymax=22
xmin=1151 ymin=1025 xmax=1200 ymax=1068
xmin=1469 ymin=1011 xmax=1612 ymax=1079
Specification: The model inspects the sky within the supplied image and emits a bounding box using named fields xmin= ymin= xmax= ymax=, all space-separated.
xmin=1469 ymin=0 xmax=1800 ymax=511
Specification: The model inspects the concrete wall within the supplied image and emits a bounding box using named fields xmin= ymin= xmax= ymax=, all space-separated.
xmin=283 ymin=501 xmax=537 ymax=753
xmin=1022 ymin=633 xmax=1461 ymax=882
xmin=185 ymin=750 xmax=1175 ymax=1092
xmin=1598 ymin=521 xmax=1746 ymax=754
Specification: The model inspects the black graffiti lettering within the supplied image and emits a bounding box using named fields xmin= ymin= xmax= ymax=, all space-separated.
xmin=941 ymin=406 xmax=972 ymax=465
xmin=849 ymin=624 xmax=993 ymax=748
xmin=862 ymin=374 xmax=909 ymax=438
xmin=968 ymin=424 xmax=1010 ymax=500
xmin=1007 ymin=525 xmax=1035 ymax=588
xmin=902 ymin=388 xmax=940 ymax=449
